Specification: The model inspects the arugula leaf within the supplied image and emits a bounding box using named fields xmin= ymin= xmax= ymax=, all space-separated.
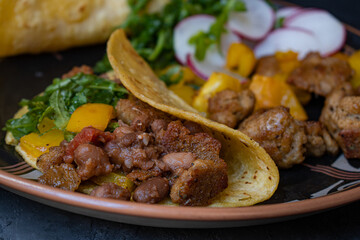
xmin=3 ymin=108 xmax=45 ymax=140
xmin=3 ymin=73 xmax=128 ymax=139
xmin=95 ymin=0 xmax=246 ymax=83
xmin=159 ymin=65 xmax=184 ymax=86
xmin=121 ymin=0 xmax=239 ymax=71
xmin=105 ymin=121 xmax=120 ymax=133
xmin=189 ymin=0 xmax=246 ymax=61
xmin=275 ymin=17 xmax=285 ymax=29
xmin=93 ymin=54 xmax=112 ymax=74
xmin=49 ymin=90 xmax=71 ymax=130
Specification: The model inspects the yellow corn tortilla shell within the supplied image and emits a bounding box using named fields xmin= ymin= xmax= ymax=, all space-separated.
xmin=0 ymin=0 xmax=168 ymax=57
xmin=107 ymin=29 xmax=279 ymax=207
xmin=5 ymin=106 xmax=40 ymax=170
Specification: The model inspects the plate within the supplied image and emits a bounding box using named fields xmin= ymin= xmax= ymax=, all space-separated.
xmin=1 ymin=1 xmax=360 ymax=228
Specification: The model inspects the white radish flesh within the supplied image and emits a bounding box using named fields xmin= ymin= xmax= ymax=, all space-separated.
xmin=173 ymin=14 xmax=240 ymax=65
xmin=254 ymin=28 xmax=321 ymax=59
xmin=174 ymin=15 xmax=215 ymax=64
xmin=276 ymin=7 xmax=302 ymax=20
xmin=284 ymin=9 xmax=346 ymax=56
xmin=228 ymin=0 xmax=275 ymax=40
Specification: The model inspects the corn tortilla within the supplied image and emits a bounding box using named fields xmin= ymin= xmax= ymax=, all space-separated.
xmin=107 ymin=29 xmax=279 ymax=207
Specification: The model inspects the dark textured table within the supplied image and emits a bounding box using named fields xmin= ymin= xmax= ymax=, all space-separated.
xmin=1 ymin=0 xmax=360 ymax=239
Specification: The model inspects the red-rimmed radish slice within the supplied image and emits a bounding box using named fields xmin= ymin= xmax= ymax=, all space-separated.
xmin=254 ymin=28 xmax=320 ymax=59
xmin=173 ymin=14 xmax=240 ymax=65
xmin=228 ymin=0 xmax=275 ymax=40
xmin=174 ymin=15 xmax=214 ymax=64
xmin=187 ymin=54 xmax=247 ymax=83
xmin=284 ymin=9 xmax=346 ymax=56
xmin=276 ymin=7 xmax=302 ymax=19
xmin=187 ymin=52 xmax=223 ymax=80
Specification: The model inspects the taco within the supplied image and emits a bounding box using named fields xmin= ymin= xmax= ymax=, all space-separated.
xmin=4 ymin=29 xmax=278 ymax=207
xmin=107 ymin=29 xmax=279 ymax=206
xmin=0 ymin=0 xmax=168 ymax=57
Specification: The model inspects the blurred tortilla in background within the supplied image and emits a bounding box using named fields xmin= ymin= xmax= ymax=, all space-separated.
xmin=0 ymin=0 xmax=168 ymax=57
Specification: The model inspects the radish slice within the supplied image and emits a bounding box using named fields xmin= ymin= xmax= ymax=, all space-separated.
xmin=228 ymin=0 xmax=275 ymax=40
xmin=276 ymin=7 xmax=302 ymax=20
xmin=187 ymin=54 xmax=247 ymax=83
xmin=173 ymin=14 xmax=240 ymax=65
xmin=284 ymin=9 xmax=346 ymax=56
xmin=254 ymin=28 xmax=321 ymax=59
xmin=187 ymin=54 xmax=219 ymax=80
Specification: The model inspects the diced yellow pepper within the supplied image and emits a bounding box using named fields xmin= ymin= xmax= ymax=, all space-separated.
xmin=348 ymin=50 xmax=360 ymax=88
xmin=249 ymin=75 xmax=308 ymax=121
xmin=91 ymin=171 xmax=135 ymax=192
xmin=37 ymin=117 xmax=56 ymax=133
xmin=226 ymin=43 xmax=256 ymax=77
xmin=333 ymin=52 xmax=349 ymax=62
xmin=66 ymin=103 xmax=115 ymax=132
xmin=77 ymin=181 xmax=98 ymax=195
xmin=169 ymin=82 xmax=196 ymax=105
xmin=274 ymin=51 xmax=300 ymax=74
xmin=192 ymin=72 xmax=242 ymax=113
xmin=19 ymin=129 xmax=64 ymax=158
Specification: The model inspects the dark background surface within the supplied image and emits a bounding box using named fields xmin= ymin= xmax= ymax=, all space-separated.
xmin=1 ymin=0 xmax=360 ymax=239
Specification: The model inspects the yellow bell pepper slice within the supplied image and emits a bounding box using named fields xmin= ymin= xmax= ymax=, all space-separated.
xmin=91 ymin=171 xmax=135 ymax=192
xmin=19 ymin=129 xmax=64 ymax=159
xmin=37 ymin=117 xmax=56 ymax=133
xmin=274 ymin=51 xmax=300 ymax=74
xmin=226 ymin=43 xmax=256 ymax=77
xmin=192 ymin=72 xmax=242 ymax=113
xmin=249 ymin=75 xmax=308 ymax=121
xmin=348 ymin=50 xmax=360 ymax=88
xmin=333 ymin=52 xmax=349 ymax=62
xmin=66 ymin=103 xmax=115 ymax=132
xmin=169 ymin=82 xmax=196 ymax=105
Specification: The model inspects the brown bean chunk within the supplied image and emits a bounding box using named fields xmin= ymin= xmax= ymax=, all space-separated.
xmin=162 ymin=152 xmax=196 ymax=173
xmin=287 ymin=52 xmax=352 ymax=96
xmin=170 ymin=159 xmax=228 ymax=206
xmin=90 ymin=183 xmax=131 ymax=201
xmin=74 ymin=143 xmax=113 ymax=180
xmin=38 ymin=163 xmax=81 ymax=191
xmin=132 ymin=177 xmax=169 ymax=204
xmin=37 ymin=146 xmax=65 ymax=172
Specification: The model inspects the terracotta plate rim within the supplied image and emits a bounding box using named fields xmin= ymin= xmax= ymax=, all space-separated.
xmin=1 ymin=170 xmax=360 ymax=221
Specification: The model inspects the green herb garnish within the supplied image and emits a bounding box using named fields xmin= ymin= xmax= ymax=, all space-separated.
xmin=94 ymin=0 xmax=247 ymax=81
xmin=275 ymin=17 xmax=285 ymax=29
xmin=94 ymin=54 xmax=112 ymax=74
xmin=3 ymin=73 xmax=128 ymax=140
xmin=189 ymin=0 xmax=246 ymax=61
xmin=159 ymin=65 xmax=184 ymax=86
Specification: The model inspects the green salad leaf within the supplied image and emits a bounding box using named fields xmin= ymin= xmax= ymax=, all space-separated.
xmin=95 ymin=0 xmax=247 ymax=80
xmin=93 ymin=54 xmax=112 ymax=74
xmin=3 ymin=73 xmax=128 ymax=140
xmin=189 ymin=0 xmax=246 ymax=61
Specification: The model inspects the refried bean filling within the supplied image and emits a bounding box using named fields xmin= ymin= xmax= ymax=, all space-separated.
xmin=38 ymin=98 xmax=228 ymax=206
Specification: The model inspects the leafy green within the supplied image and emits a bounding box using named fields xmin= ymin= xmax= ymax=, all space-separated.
xmin=274 ymin=17 xmax=285 ymax=29
xmin=159 ymin=65 xmax=184 ymax=86
xmin=188 ymin=0 xmax=246 ymax=61
xmin=121 ymin=0 xmax=244 ymax=70
xmin=64 ymin=131 xmax=77 ymax=142
xmin=93 ymin=54 xmax=112 ymax=74
xmin=94 ymin=0 xmax=247 ymax=82
xmin=3 ymin=73 xmax=128 ymax=139
xmin=105 ymin=121 xmax=120 ymax=133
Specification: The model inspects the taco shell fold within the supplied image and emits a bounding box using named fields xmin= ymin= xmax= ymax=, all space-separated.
xmin=107 ymin=29 xmax=279 ymax=207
